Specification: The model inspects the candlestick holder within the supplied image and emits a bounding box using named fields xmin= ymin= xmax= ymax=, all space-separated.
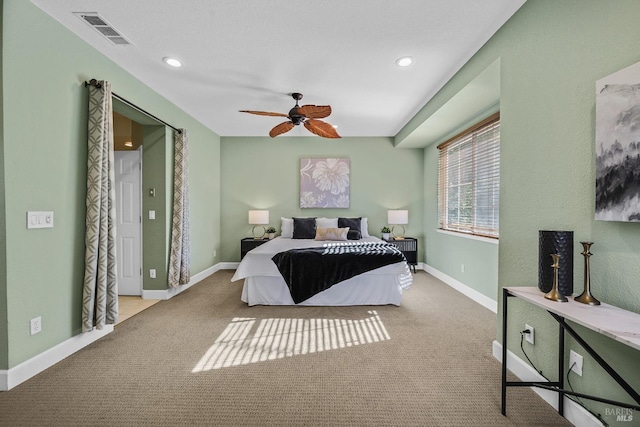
xmin=574 ymin=242 xmax=600 ymax=305
xmin=545 ymin=253 xmax=568 ymax=302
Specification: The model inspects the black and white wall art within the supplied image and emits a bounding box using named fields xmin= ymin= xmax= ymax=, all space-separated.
xmin=595 ymin=60 xmax=640 ymax=222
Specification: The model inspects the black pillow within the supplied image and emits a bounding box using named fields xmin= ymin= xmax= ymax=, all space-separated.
xmin=292 ymin=217 xmax=317 ymax=239
xmin=338 ymin=217 xmax=362 ymax=240
xmin=347 ymin=229 xmax=362 ymax=240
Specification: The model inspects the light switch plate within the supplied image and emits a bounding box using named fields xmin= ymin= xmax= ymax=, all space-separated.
xmin=27 ymin=211 xmax=54 ymax=229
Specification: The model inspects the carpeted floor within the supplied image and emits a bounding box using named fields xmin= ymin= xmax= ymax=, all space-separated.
xmin=0 ymin=271 xmax=572 ymax=426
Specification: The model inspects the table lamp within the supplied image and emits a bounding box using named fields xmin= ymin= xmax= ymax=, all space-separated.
xmin=388 ymin=210 xmax=408 ymax=240
xmin=248 ymin=210 xmax=269 ymax=239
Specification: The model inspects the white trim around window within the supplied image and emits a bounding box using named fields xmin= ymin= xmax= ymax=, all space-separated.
xmin=436 ymin=228 xmax=499 ymax=245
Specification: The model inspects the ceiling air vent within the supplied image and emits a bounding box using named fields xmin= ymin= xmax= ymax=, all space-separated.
xmin=73 ymin=12 xmax=133 ymax=46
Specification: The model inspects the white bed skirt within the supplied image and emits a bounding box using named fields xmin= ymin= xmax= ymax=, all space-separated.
xmin=241 ymin=273 xmax=406 ymax=306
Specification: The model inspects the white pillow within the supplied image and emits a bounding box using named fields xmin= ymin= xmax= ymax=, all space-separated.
xmin=314 ymin=227 xmax=349 ymax=241
xmin=316 ymin=217 xmax=338 ymax=229
xmin=281 ymin=217 xmax=293 ymax=238
xmin=361 ymin=217 xmax=370 ymax=238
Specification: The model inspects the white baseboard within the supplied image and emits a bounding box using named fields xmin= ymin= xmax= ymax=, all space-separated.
xmin=492 ymin=340 xmax=604 ymax=427
xmin=423 ymin=264 xmax=497 ymax=313
xmin=142 ymin=263 xmax=221 ymax=300
xmin=218 ymin=262 xmax=239 ymax=270
xmin=0 ymin=326 xmax=113 ymax=391
xmin=0 ymin=263 xmax=223 ymax=391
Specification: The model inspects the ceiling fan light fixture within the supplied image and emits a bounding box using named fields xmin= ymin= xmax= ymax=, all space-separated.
xmin=395 ymin=56 xmax=414 ymax=67
xmin=240 ymin=92 xmax=340 ymax=138
xmin=162 ymin=56 xmax=182 ymax=67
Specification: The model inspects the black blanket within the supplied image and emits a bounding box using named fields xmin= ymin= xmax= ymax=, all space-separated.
xmin=271 ymin=242 xmax=405 ymax=304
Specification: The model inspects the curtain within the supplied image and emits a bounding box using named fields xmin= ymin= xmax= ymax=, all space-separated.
xmin=82 ymin=80 xmax=118 ymax=332
xmin=168 ymin=129 xmax=191 ymax=287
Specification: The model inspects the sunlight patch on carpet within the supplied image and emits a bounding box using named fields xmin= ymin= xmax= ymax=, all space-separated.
xmin=192 ymin=310 xmax=389 ymax=372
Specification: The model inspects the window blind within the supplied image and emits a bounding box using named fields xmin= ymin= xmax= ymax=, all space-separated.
xmin=437 ymin=113 xmax=500 ymax=238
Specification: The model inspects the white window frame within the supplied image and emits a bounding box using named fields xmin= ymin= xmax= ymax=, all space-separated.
xmin=437 ymin=113 xmax=500 ymax=239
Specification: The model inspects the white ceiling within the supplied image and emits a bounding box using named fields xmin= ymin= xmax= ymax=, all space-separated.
xmin=30 ymin=0 xmax=525 ymax=139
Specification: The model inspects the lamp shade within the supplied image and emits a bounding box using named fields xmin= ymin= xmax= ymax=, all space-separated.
xmin=248 ymin=210 xmax=269 ymax=225
xmin=387 ymin=210 xmax=408 ymax=225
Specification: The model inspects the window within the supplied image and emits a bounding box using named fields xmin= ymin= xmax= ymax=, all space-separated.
xmin=437 ymin=113 xmax=500 ymax=239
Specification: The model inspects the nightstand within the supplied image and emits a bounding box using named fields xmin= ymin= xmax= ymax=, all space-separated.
xmin=241 ymin=237 xmax=269 ymax=259
xmin=384 ymin=237 xmax=417 ymax=273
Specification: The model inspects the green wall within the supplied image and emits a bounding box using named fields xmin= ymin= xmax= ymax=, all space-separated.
xmin=422 ymin=137 xmax=499 ymax=301
xmin=398 ymin=63 xmax=501 ymax=304
xmin=0 ymin=0 xmax=7 ymax=370
xmin=142 ymin=126 xmax=170 ymax=291
xmin=403 ymin=0 xmax=640 ymax=421
xmin=0 ymin=0 xmax=220 ymax=369
xmin=220 ymin=136 xmax=423 ymax=262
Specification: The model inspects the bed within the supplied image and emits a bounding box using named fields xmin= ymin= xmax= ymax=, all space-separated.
xmin=231 ymin=217 xmax=413 ymax=306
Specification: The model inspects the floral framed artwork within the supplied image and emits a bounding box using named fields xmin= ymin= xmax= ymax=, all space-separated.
xmin=300 ymin=158 xmax=350 ymax=208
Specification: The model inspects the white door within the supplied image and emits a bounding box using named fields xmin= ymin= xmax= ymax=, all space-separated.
xmin=114 ymin=148 xmax=142 ymax=296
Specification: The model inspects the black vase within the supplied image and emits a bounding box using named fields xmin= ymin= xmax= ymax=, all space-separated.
xmin=538 ymin=230 xmax=573 ymax=296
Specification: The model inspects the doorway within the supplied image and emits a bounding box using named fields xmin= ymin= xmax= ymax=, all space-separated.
xmin=114 ymin=112 xmax=143 ymax=296
xmin=112 ymin=100 xmax=169 ymax=306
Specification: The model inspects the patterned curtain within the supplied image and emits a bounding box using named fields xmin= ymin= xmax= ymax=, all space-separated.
xmin=82 ymin=81 xmax=118 ymax=332
xmin=168 ymin=129 xmax=191 ymax=287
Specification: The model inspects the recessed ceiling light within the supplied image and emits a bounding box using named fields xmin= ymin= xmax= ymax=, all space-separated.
xmin=395 ymin=56 xmax=413 ymax=67
xmin=163 ymin=57 xmax=182 ymax=67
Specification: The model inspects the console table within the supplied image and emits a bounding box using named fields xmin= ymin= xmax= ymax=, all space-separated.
xmin=501 ymin=286 xmax=640 ymax=418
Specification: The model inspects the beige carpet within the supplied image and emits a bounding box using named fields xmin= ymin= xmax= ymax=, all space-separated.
xmin=0 ymin=271 xmax=571 ymax=426
xmin=116 ymin=296 xmax=161 ymax=325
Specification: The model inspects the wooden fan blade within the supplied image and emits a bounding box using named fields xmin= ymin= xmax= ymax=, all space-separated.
xmin=269 ymin=121 xmax=295 ymax=137
xmin=304 ymin=119 xmax=341 ymax=139
xmin=298 ymin=105 xmax=332 ymax=119
xmin=239 ymin=110 xmax=289 ymax=117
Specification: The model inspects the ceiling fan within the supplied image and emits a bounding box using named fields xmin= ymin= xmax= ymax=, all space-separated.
xmin=240 ymin=93 xmax=341 ymax=138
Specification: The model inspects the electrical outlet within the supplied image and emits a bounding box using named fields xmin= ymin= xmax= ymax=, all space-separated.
xmin=30 ymin=316 xmax=42 ymax=335
xmin=461 ymin=264 xmax=465 ymax=273
xmin=570 ymin=350 xmax=583 ymax=376
xmin=150 ymin=269 xmax=156 ymax=279
xmin=525 ymin=324 xmax=535 ymax=345
xmin=213 ymin=250 xmax=217 ymax=258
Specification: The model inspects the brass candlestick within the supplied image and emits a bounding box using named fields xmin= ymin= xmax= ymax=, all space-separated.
xmin=575 ymin=242 xmax=600 ymax=305
xmin=545 ymin=253 xmax=568 ymax=302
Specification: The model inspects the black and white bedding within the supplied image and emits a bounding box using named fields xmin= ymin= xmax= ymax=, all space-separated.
xmin=272 ymin=241 xmax=406 ymax=303
xmin=231 ymin=217 xmax=413 ymax=306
